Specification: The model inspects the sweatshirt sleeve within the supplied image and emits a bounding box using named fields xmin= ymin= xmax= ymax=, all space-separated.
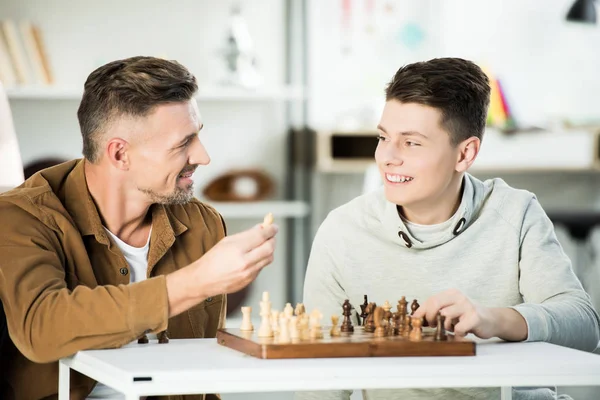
xmin=0 ymin=204 xmax=169 ymax=364
xmin=295 ymin=214 xmax=352 ymax=400
xmin=512 ymin=197 xmax=600 ymax=352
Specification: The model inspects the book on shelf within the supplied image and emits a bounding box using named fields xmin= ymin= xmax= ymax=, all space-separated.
xmin=0 ymin=19 xmax=53 ymax=86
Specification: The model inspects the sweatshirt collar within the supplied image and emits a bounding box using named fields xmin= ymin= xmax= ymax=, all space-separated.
xmin=382 ymin=174 xmax=476 ymax=250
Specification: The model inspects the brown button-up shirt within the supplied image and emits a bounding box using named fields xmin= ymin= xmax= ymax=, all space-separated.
xmin=0 ymin=159 xmax=227 ymax=400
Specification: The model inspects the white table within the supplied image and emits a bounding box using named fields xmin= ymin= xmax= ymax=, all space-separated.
xmin=58 ymin=338 xmax=600 ymax=400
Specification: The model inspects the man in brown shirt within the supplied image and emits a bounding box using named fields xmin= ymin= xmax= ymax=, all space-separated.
xmin=0 ymin=56 xmax=278 ymax=400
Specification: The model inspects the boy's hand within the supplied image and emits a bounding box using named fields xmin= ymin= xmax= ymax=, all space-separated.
xmin=412 ymin=288 xmax=526 ymax=340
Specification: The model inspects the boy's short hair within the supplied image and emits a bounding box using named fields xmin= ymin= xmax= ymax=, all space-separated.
xmin=77 ymin=56 xmax=198 ymax=163
xmin=385 ymin=57 xmax=490 ymax=146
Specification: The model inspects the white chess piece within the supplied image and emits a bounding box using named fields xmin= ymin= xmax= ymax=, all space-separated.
xmin=309 ymin=309 xmax=323 ymax=339
xmin=258 ymin=291 xmax=273 ymax=337
xmin=284 ymin=302 xmax=294 ymax=318
xmin=240 ymin=306 xmax=254 ymax=331
xmin=290 ymin=316 xmax=300 ymax=340
xmin=271 ymin=310 xmax=280 ymax=333
xmin=278 ymin=317 xmax=291 ymax=343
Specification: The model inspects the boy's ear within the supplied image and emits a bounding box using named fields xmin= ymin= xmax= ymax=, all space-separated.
xmin=455 ymin=137 xmax=480 ymax=173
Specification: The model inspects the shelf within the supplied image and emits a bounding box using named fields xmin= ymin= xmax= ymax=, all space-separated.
xmin=5 ymin=85 xmax=306 ymax=101
xmin=206 ymin=200 xmax=310 ymax=219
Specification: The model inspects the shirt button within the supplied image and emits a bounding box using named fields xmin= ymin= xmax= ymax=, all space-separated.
xmin=119 ymin=267 xmax=129 ymax=276
xmin=206 ymin=297 xmax=213 ymax=302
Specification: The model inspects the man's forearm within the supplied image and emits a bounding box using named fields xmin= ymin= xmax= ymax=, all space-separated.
xmin=491 ymin=307 xmax=528 ymax=342
xmin=165 ymin=266 xmax=209 ymax=317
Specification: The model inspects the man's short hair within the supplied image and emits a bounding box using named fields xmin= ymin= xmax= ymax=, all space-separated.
xmin=385 ymin=57 xmax=490 ymax=146
xmin=77 ymin=56 xmax=198 ymax=162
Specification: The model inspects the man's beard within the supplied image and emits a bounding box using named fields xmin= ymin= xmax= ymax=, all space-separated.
xmin=139 ymin=181 xmax=194 ymax=205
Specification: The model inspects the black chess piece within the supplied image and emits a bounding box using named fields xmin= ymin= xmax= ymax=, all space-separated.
xmin=341 ymin=299 xmax=354 ymax=332
xmin=360 ymin=295 xmax=369 ymax=326
xmin=435 ymin=313 xmax=447 ymax=341
xmin=364 ymin=302 xmax=376 ymax=333
xmin=137 ymin=334 xmax=149 ymax=344
xmin=158 ymin=330 xmax=170 ymax=344
xmin=410 ymin=299 xmax=428 ymax=327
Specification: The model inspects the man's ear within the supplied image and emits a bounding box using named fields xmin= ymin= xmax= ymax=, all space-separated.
xmin=106 ymin=138 xmax=130 ymax=170
xmin=455 ymin=136 xmax=480 ymax=173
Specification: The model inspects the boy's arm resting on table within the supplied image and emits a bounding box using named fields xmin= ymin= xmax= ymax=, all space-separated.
xmin=512 ymin=198 xmax=600 ymax=351
xmin=0 ymin=207 xmax=169 ymax=364
xmin=295 ymin=216 xmax=352 ymax=400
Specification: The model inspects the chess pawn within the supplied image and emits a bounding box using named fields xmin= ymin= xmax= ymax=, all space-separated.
xmin=330 ymin=315 xmax=341 ymax=337
xmin=278 ymin=317 xmax=291 ymax=343
xmin=373 ymin=307 xmax=386 ymax=337
xmin=360 ymin=295 xmax=369 ymax=326
xmin=284 ymin=302 xmax=294 ymax=318
xmin=240 ymin=306 xmax=254 ymax=331
xmin=409 ymin=317 xmax=423 ymax=341
xmin=392 ymin=312 xmax=402 ymax=336
xmin=294 ymin=303 xmax=306 ymax=316
xmin=435 ymin=313 xmax=448 ymax=341
xmin=341 ymin=299 xmax=354 ymax=333
xmin=290 ymin=316 xmax=300 ymax=340
xmin=309 ymin=309 xmax=323 ymax=339
xmin=271 ymin=310 xmax=280 ymax=333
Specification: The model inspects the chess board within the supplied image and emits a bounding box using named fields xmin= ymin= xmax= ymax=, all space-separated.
xmin=216 ymin=327 xmax=476 ymax=359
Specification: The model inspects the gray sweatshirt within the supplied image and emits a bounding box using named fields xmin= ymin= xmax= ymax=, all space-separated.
xmin=297 ymin=173 xmax=600 ymax=400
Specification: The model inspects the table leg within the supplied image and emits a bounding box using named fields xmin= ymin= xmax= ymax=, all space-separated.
xmin=501 ymin=386 xmax=513 ymax=400
xmin=58 ymin=361 xmax=70 ymax=400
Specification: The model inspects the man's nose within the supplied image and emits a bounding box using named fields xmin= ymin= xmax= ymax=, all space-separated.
xmin=189 ymin=137 xmax=210 ymax=166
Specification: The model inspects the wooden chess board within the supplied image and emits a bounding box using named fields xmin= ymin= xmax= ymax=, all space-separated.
xmin=216 ymin=328 xmax=476 ymax=359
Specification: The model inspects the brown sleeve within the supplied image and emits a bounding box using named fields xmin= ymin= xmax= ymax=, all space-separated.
xmin=0 ymin=205 xmax=169 ymax=363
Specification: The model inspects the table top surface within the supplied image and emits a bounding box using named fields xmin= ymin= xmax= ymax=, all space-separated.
xmin=61 ymin=337 xmax=600 ymax=396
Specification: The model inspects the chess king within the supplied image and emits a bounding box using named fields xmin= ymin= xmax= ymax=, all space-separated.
xmin=298 ymin=58 xmax=600 ymax=400
xmin=0 ymin=56 xmax=278 ymax=400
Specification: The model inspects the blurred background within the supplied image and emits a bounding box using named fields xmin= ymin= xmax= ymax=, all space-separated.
xmin=1 ymin=0 xmax=599 ymax=398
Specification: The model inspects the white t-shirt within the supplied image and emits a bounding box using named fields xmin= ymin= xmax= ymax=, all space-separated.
xmin=87 ymin=227 xmax=152 ymax=400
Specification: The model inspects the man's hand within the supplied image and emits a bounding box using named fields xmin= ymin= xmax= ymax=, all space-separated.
xmin=166 ymin=223 xmax=278 ymax=316
xmin=193 ymin=223 xmax=278 ymax=296
xmin=412 ymin=288 xmax=528 ymax=341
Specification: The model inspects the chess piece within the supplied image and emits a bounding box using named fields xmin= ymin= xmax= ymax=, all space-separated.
xmin=374 ymin=307 xmax=386 ymax=337
xmin=258 ymin=291 xmax=274 ymax=337
xmin=341 ymin=299 xmax=354 ymax=333
xmin=411 ymin=299 xmax=428 ymax=327
xmin=410 ymin=299 xmax=420 ymax=315
xmin=397 ymin=296 xmax=408 ymax=315
xmin=309 ymin=309 xmax=323 ymax=339
xmin=278 ymin=317 xmax=291 ymax=343
xmin=294 ymin=303 xmax=306 ymax=316
xmin=240 ymin=306 xmax=254 ymax=331
xmin=364 ymin=302 xmax=377 ymax=333
xmin=284 ymin=302 xmax=294 ymax=318
xmin=402 ymin=314 xmax=411 ymax=337
xmin=382 ymin=300 xmax=393 ymax=334
xmin=137 ymin=334 xmax=149 ymax=344
xmin=290 ymin=316 xmax=300 ymax=340
xmin=392 ymin=312 xmax=402 ymax=335
xmin=270 ymin=310 xmax=280 ymax=333
xmin=158 ymin=330 xmax=169 ymax=344
xmin=262 ymin=212 xmax=274 ymax=228
xmin=300 ymin=314 xmax=310 ymax=340
xmin=435 ymin=313 xmax=448 ymax=341
xmin=330 ymin=315 xmax=341 ymax=336
xmin=409 ymin=317 xmax=423 ymax=341
xmin=359 ymin=295 xmax=369 ymax=326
